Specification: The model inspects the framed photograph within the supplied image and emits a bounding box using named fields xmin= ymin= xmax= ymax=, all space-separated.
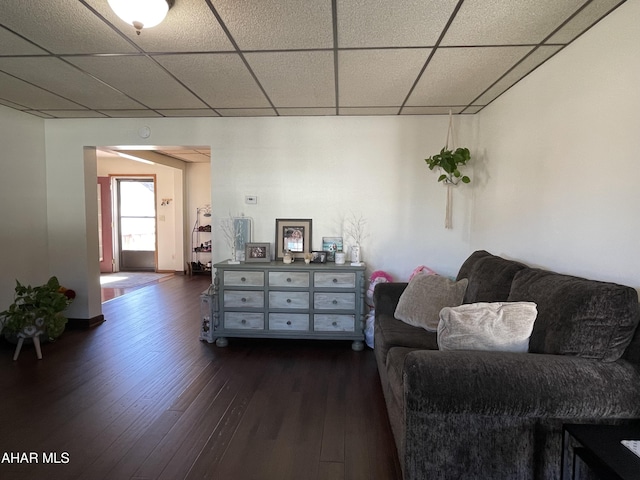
xmin=322 ymin=237 xmax=343 ymax=262
xmin=275 ymin=218 xmax=312 ymax=260
xmin=245 ymin=242 xmax=270 ymax=262
xmin=310 ymin=251 xmax=327 ymax=263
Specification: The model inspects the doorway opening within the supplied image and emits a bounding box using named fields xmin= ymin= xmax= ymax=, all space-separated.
xmin=115 ymin=177 xmax=157 ymax=272
xmin=116 ymin=177 xmax=157 ymax=272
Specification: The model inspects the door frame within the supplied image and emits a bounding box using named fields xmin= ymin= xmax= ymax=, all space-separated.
xmin=110 ymin=174 xmax=158 ymax=272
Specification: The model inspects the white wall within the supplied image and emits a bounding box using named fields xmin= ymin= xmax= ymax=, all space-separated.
xmin=473 ymin=0 xmax=640 ymax=287
xmin=96 ymin=154 xmax=185 ymax=272
xmin=186 ymin=162 xmax=212 ymax=269
xmin=40 ymin=114 xmax=472 ymax=319
xmin=0 ymin=106 xmax=48 ymax=309
xmin=208 ymin=115 xmax=476 ymax=279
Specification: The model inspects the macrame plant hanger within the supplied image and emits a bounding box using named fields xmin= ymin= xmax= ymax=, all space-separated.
xmin=444 ymin=109 xmax=455 ymax=229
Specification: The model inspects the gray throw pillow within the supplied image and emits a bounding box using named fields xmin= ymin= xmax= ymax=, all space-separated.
xmin=509 ymin=268 xmax=640 ymax=362
xmin=394 ymin=274 xmax=468 ymax=332
xmin=438 ymin=302 xmax=538 ymax=352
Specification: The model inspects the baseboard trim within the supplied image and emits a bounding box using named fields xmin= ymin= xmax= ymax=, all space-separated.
xmin=67 ymin=314 xmax=105 ymax=329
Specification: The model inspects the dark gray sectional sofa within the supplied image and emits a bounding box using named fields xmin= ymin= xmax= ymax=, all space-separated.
xmin=373 ymin=250 xmax=640 ymax=479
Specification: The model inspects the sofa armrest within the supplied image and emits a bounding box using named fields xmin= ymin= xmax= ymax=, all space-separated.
xmin=373 ymin=282 xmax=408 ymax=316
xmin=404 ymin=350 xmax=640 ymax=419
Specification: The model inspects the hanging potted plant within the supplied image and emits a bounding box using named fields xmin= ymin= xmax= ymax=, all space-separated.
xmin=423 ymin=111 xmax=473 ymax=229
xmin=0 ymin=276 xmax=76 ymax=343
xmin=424 ymin=147 xmax=471 ymax=185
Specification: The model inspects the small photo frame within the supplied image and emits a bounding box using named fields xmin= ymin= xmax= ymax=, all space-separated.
xmin=245 ymin=243 xmax=271 ymax=262
xmin=322 ymin=237 xmax=343 ymax=262
xmin=310 ymin=251 xmax=327 ymax=263
xmin=275 ymin=218 xmax=312 ymax=260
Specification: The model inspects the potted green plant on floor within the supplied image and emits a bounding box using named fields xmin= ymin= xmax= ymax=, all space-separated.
xmin=0 ymin=276 xmax=76 ymax=343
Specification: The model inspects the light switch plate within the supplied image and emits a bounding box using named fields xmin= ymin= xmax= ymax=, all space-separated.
xmin=245 ymin=195 xmax=258 ymax=204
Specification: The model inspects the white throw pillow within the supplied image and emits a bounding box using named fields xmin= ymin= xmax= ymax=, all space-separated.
xmin=437 ymin=302 xmax=538 ymax=353
xmin=394 ymin=275 xmax=468 ymax=332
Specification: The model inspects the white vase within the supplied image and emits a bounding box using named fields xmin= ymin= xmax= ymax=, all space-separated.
xmin=350 ymin=244 xmax=362 ymax=265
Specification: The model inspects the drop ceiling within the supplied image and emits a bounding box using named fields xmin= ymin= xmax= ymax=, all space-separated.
xmin=0 ymin=0 xmax=627 ymax=119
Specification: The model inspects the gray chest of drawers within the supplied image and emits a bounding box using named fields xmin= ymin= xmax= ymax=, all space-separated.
xmin=201 ymin=261 xmax=366 ymax=350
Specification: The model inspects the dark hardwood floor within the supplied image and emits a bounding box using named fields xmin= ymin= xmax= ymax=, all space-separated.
xmin=0 ymin=275 xmax=401 ymax=480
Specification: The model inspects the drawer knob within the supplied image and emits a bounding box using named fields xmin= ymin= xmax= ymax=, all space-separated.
xmin=241 ymin=277 xmax=246 ymax=282
xmin=287 ymin=278 xmax=292 ymax=282
xmin=332 ymin=299 xmax=338 ymax=305
xmin=241 ymin=319 xmax=247 ymax=324
xmin=241 ymin=297 xmax=247 ymax=303
xmin=286 ymin=299 xmax=292 ymax=303
xmin=332 ymin=321 xmax=338 ymax=326
xmin=333 ymin=278 xmax=338 ymax=283
xmin=287 ymin=321 xmax=292 ymax=326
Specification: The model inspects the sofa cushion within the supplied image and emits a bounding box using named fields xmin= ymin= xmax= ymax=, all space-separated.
xmin=437 ymin=302 xmax=538 ymax=353
xmin=394 ymin=274 xmax=468 ymax=331
xmin=456 ymin=250 xmax=493 ymax=281
xmin=508 ymin=268 xmax=640 ymax=362
xmin=461 ymin=253 xmax=527 ymax=304
xmin=375 ymin=313 xmax=439 ymax=363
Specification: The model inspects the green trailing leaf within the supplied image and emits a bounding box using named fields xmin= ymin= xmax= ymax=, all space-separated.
xmin=424 ymin=146 xmax=472 ymax=185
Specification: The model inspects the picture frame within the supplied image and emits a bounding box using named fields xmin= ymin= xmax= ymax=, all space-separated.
xmin=322 ymin=237 xmax=343 ymax=262
xmin=310 ymin=251 xmax=327 ymax=263
xmin=275 ymin=218 xmax=312 ymax=260
xmin=245 ymin=242 xmax=271 ymax=263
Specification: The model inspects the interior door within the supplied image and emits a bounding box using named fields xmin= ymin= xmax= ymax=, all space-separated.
xmin=117 ymin=178 xmax=157 ymax=271
xmin=98 ymin=177 xmax=114 ymax=273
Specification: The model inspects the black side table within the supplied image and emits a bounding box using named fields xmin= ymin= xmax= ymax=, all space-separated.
xmin=562 ymin=423 xmax=640 ymax=480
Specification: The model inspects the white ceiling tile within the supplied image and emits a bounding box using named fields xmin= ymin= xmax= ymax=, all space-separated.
xmin=156 ymin=109 xmax=220 ymax=117
xmin=157 ymin=150 xmax=211 ymax=162
xmin=546 ymin=0 xmax=624 ymax=44
xmin=216 ymin=108 xmax=277 ymax=117
xmin=337 ymin=0 xmax=459 ymax=48
xmin=278 ymin=108 xmax=337 ymax=116
xmin=84 ymin=0 xmax=234 ymax=52
xmin=0 ymin=70 xmax=85 ymax=110
xmin=245 ymin=51 xmax=335 ymax=107
xmin=66 ymin=56 xmax=208 ymax=109
xmin=338 ymin=49 xmax=430 ymax=107
xmin=0 ymin=1 xmax=138 ymax=54
xmin=98 ymin=110 xmax=162 ymax=118
xmin=463 ymin=106 xmax=485 ymax=114
xmin=25 ymin=111 xmax=55 ymax=119
xmin=213 ymin=0 xmax=333 ymax=50
xmin=474 ymin=46 xmax=562 ymax=105
xmin=441 ymin=0 xmax=587 ymax=46
xmin=0 ymin=28 xmax=48 ymax=55
xmin=406 ymin=46 xmax=534 ymax=106
xmin=0 ymin=98 xmax=27 ymax=110
xmin=0 ymin=57 xmax=145 ymax=109
xmin=40 ymin=110 xmax=108 ymax=118
xmin=401 ymin=106 xmax=465 ymax=115
xmin=154 ymin=54 xmax=271 ymax=109
xmin=0 ymin=0 xmax=626 ymax=117
xmin=339 ymin=107 xmax=400 ymax=116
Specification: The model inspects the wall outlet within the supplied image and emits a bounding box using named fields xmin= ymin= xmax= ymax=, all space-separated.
xmin=245 ymin=195 xmax=258 ymax=204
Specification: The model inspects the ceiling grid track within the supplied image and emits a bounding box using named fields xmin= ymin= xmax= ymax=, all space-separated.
xmin=0 ymin=0 xmax=629 ymax=118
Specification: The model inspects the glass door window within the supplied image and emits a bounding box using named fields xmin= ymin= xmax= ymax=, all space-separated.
xmin=117 ymin=179 xmax=156 ymax=271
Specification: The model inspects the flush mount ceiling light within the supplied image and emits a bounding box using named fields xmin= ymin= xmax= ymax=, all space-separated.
xmin=108 ymin=0 xmax=175 ymax=35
